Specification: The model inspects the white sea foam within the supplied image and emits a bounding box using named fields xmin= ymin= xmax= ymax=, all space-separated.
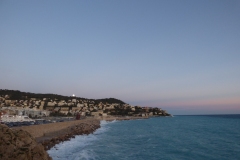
xmin=48 ymin=115 xmax=240 ymax=160
xmin=100 ymin=119 xmax=117 ymax=126
xmin=74 ymin=149 xmax=96 ymax=160
xmin=48 ymin=120 xmax=114 ymax=160
xmin=48 ymin=134 xmax=97 ymax=160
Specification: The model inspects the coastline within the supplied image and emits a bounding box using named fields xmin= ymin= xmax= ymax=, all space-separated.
xmin=14 ymin=116 xmax=149 ymax=151
xmin=14 ymin=118 xmax=100 ymax=150
xmin=1 ymin=115 xmax=163 ymax=159
xmin=94 ymin=115 xmax=149 ymax=121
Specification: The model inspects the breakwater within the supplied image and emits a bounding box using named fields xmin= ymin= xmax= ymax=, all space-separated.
xmin=0 ymin=118 xmax=101 ymax=160
xmin=1 ymin=116 xmax=157 ymax=160
xmin=15 ymin=119 xmax=101 ymax=150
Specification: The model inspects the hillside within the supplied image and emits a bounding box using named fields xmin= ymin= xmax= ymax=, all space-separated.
xmin=0 ymin=89 xmax=125 ymax=104
xmin=0 ymin=89 xmax=170 ymax=117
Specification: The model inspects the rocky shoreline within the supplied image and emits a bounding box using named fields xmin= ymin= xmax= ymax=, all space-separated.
xmin=1 ymin=118 xmax=101 ymax=160
xmin=1 ymin=116 xmax=153 ymax=160
xmin=0 ymin=90 xmax=171 ymax=159
xmin=17 ymin=116 xmax=149 ymax=151
xmin=14 ymin=118 xmax=101 ymax=151
xmin=0 ymin=124 xmax=52 ymax=160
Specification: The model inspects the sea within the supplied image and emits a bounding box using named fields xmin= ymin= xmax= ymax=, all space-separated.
xmin=48 ymin=115 xmax=240 ymax=160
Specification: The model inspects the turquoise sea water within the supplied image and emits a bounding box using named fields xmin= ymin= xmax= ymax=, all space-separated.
xmin=48 ymin=115 xmax=240 ymax=160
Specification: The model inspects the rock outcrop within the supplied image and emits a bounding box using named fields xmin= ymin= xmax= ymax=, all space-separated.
xmin=0 ymin=124 xmax=52 ymax=160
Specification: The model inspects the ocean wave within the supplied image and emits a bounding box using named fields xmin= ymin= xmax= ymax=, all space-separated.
xmin=48 ymin=134 xmax=97 ymax=160
xmin=48 ymin=115 xmax=240 ymax=160
xmin=48 ymin=120 xmax=114 ymax=160
xmin=100 ymin=119 xmax=117 ymax=125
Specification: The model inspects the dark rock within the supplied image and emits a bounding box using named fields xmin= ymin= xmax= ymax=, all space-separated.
xmin=0 ymin=124 xmax=52 ymax=160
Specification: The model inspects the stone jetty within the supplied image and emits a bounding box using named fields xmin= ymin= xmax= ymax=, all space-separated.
xmin=1 ymin=118 xmax=100 ymax=160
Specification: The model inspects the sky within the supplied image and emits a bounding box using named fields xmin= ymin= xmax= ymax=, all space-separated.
xmin=0 ymin=0 xmax=240 ymax=115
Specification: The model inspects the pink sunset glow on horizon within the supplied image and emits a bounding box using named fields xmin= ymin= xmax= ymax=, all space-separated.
xmin=158 ymin=97 xmax=240 ymax=107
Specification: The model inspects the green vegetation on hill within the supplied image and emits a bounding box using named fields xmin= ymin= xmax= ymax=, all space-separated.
xmin=0 ymin=89 xmax=171 ymax=117
xmin=0 ymin=89 xmax=125 ymax=104
xmin=95 ymin=98 xmax=125 ymax=104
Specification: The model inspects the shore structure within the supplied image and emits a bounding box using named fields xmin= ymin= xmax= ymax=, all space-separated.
xmin=16 ymin=118 xmax=101 ymax=150
xmin=15 ymin=116 xmax=149 ymax=150
xmin=0 ymin=89 xmax=171 ymax=160
xmin=0 ymin=116 xmax=153 ymax=160
xmin=0 ymin=118 xmax=101 ymax=160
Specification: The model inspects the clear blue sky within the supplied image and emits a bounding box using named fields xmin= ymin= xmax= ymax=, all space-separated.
xmin=1 ymin=0 xmax=240 ymax=115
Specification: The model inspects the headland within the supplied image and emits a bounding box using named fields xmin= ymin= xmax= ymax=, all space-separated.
xmin=0 ymin=89 xmax=171 ymax=160
xmin=0 ymin=89 xmax=171 ymax=119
